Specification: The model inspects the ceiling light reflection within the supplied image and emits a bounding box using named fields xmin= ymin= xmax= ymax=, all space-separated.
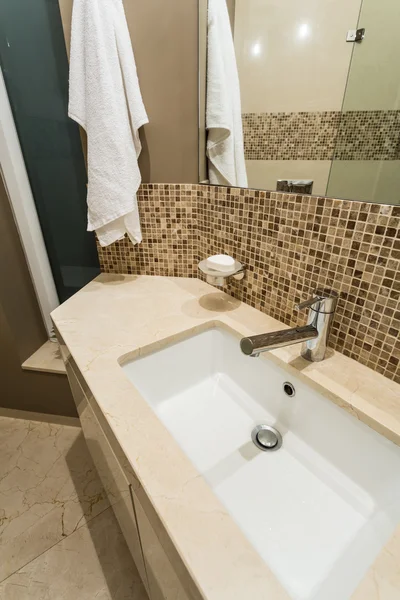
xmin=251 ymin=42 xmax=262 ymax=57
xmin=298 ymin=23 xmax=310 ymax=40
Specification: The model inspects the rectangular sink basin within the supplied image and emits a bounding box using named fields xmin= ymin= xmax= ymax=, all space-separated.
xmin=122 ymin=327 xmax=400 ymax=600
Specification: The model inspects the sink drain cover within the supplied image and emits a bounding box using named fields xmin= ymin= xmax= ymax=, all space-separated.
xmin=252 ymin=425 xmax=282 ymax=452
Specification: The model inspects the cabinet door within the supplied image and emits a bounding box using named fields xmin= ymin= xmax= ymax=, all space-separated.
xmin=65 ymin=362 xmax=149 ymax=594
xmin=131 ymin=491 xmax=192 ymax=600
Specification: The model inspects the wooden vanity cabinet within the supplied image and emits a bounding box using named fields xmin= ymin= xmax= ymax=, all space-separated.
xmin=59 ymin=337 xmax=193 ymax=600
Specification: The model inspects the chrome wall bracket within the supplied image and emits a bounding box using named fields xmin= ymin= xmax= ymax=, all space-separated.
xmin=346 ymin=28 xmax=365 ymax=43
xmin=198 ymin=259 xmax=245 ymax=287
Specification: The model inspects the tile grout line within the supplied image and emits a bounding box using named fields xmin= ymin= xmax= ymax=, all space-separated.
xmin=0 ymin=504 xmax=113 ymax=586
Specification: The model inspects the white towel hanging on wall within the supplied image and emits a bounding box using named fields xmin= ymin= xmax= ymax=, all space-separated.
xmin=68 ymin=0 xmax=148 ymax=247
xmin=206 ymin=0 xmax=248 ymax=188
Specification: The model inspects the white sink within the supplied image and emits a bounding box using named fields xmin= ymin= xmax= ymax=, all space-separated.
xmin=122 ymin=327 xmax=400 ymax=600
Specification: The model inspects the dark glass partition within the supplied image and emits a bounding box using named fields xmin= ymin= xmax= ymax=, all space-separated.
xmin=0 ymin=0 xmax=100 ymax=302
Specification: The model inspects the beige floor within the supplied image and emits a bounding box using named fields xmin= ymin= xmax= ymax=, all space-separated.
xmin=0 ymin=415 xmax=148 ymax=599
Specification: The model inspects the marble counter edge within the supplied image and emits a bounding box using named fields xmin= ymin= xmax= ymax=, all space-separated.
xmin=51 ymin=274 xmax=400 ymax=600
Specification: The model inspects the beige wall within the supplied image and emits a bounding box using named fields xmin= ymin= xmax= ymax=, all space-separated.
xmin=0 ymin=173 xmax=76 ymax=417
xmin=246 ymin=160 xmax=332 ymax=196
xmin=232 ymin=0 xmax=362 ymax=193
xmin=327 ymin=161 xmax=400 ymax=205
xmin=59 ymin=0 xmax=199 ymax=183
xmin=342 ymin=0 xmax=400 ymax=111
xmin=234 ymin=0 xmax=362 ymax=113
xmin=232 ymin=0 xmax=400 ymax=201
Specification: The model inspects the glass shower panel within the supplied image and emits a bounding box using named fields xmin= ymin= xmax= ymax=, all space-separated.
xmin=327 ymin=0 xmax=400 ymax=205
xmin=0 ymin=0 xmax=100 ymax=302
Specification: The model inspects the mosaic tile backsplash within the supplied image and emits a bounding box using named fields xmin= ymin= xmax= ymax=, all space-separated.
xmin=242 ymin=112 xmax=340 ymax=161
xmin=98 ymin=185 xmax=197 ymax=278
xmin=334 ymin=111 xmax=400 ymax=161
xmin=242 ymin=110 xmax=400 ymax=161
xmin=98 ymin=184 xmax=400 ymax=384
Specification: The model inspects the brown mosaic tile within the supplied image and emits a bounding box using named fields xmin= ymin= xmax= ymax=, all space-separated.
xmin=242 ymin=110 xmax=400 ymax=161
xmin=97 ymin=183 xmax=400 ymax=385
xmin=97 ymin=184 xmax=197 ymax=278
xmin=242 ymin=112 xmax=340 ymax=161
xmin=334 ymin=111 xmax=400 ymax=160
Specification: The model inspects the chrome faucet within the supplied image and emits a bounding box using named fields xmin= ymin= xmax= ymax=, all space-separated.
xmin=240 ymin=290 xmax=339 ymax=362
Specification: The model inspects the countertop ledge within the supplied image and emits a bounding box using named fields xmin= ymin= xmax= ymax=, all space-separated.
xmin=22 ymin=340 xmax=66 ymax=375
xmin=52 ymin=274 xmax=400 ymax=600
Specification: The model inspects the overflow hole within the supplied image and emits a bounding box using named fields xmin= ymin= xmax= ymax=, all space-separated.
xmin=283 ymin=382 xmax=296 ymax=397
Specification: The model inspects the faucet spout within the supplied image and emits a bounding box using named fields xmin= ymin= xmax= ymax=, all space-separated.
xmin=240 ymin=289 xmax=338 ymax=362
xmin=240 ymin=324 xmax=319 ymax=357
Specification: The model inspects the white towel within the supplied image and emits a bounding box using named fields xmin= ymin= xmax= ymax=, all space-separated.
xmin=68 ymin=0 xmax=149 ymax=247
xmin=206 ymin=0 xmax=248 ymax=188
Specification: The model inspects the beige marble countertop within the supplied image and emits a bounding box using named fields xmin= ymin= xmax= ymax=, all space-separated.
xmin=22 ymin=340 xmax=66 ymax=375
xmin=52 ymin=274 xmax=400 ymax=600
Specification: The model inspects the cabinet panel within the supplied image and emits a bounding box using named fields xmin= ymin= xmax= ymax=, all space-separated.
xmin=132 ymin=491 xmax=191 ymax=600
xmin=64 ymin=355 xmax=86 ymax=414
xmin=65 ymin=362 xmax=149 ymax=594
xmin=62 ymin=347 xmax=198 ymax=600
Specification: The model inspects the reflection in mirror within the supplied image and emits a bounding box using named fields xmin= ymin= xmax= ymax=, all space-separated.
xmin=205 ymin=0 xmax=248 ymax=188
xmin=199 ymin=0 xmax=400 ymax=205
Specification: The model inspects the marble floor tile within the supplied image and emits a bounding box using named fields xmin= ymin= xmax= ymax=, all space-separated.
xmin=0 ymin=416 xmax=110 ymax=581
xmin=0 ymin=507 xmax=148 ymax=599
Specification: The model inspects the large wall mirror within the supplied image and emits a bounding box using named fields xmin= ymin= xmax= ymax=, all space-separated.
xmin=199 ymin=0 xmax=400 ymax=205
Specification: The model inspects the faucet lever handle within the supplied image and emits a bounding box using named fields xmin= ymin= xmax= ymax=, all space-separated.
xmin=296 ymin=290 xmax=339 ymax=314
xmin=296 ymin=296 xmax=322 ymax=311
